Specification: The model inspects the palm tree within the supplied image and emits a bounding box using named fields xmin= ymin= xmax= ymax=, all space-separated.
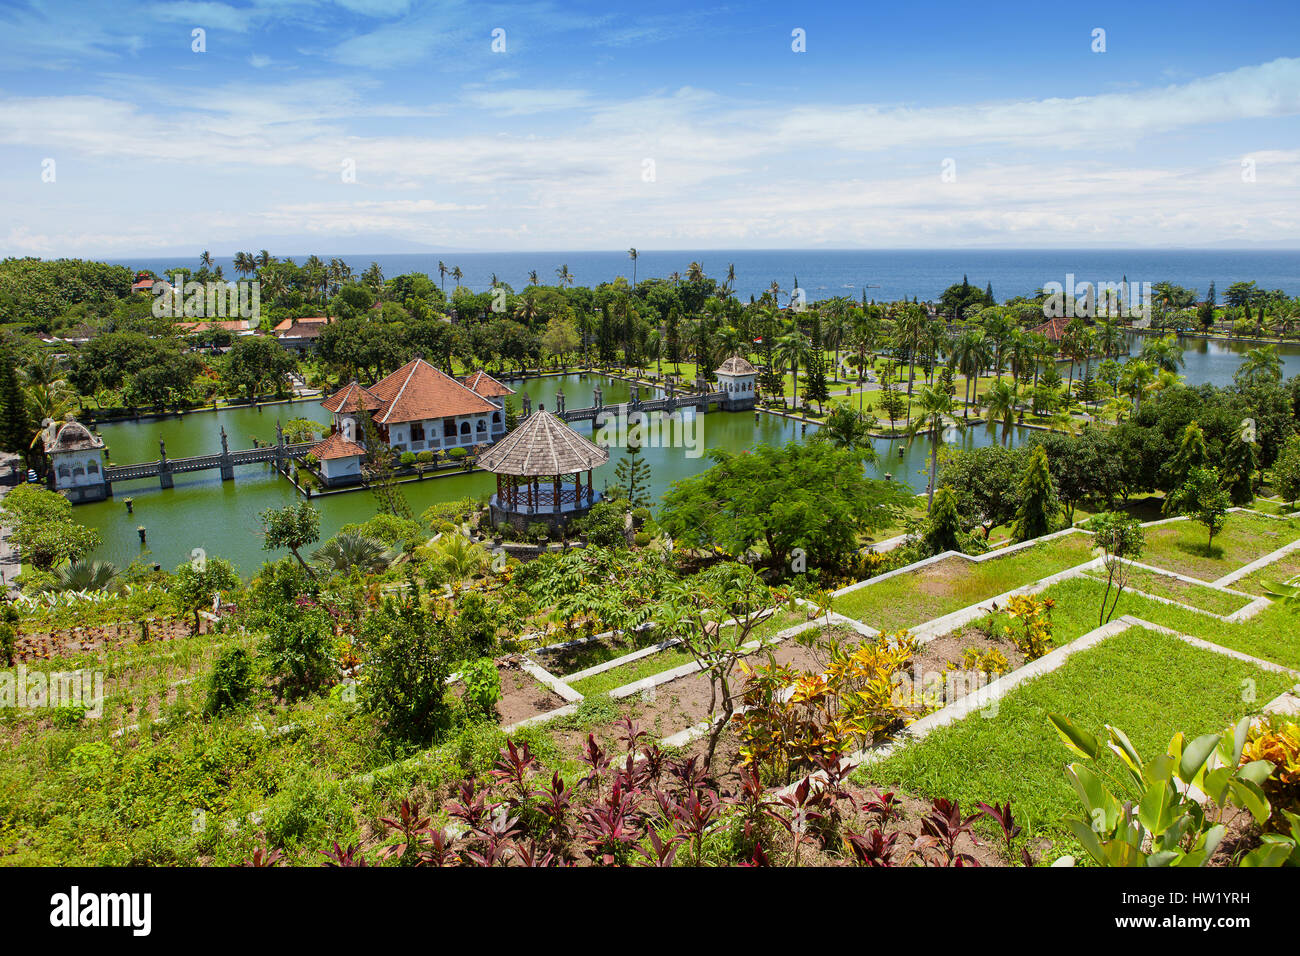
xmin=1119 ymin=359 xmax=1157 ymax=413
xmin=433 ymin=533 xmax=488 ymax=591
xmin=39 ymin=560 xmax=122 ymax=594
xmin=438 ymin=261 xmax=448 ymax=294
xmin=628 ymin=248 xmax=638 ymax=284
xmin=1139 ymin=334 xmax=1185 ymax=373
xmin=233 ymin=252 xmax=254 ymax=278
xmin=257 ymin=249 xmax=273 ymax=269
xmin=904 ymin=385 xmax=963 ymax=509
xmin=817 ymin=405 xmax=878 ymax=454
xmin=200 ymin=250 xmax=214 ymax=270
xmin=451 ymin=266 xmax=464 ymax=288
xmin=983 ymin=379 xmax=1018 ymax=447
xmin=311 ymin=532 xmax=394 ymax=574
xmin=951 ymin=328 xmax=988 ymax=418
xmin=528 ymin=269 xmax=539 ymax=286
xmin=1236 ymin=345 xmax=1283 ymax=388
xmin=776 ymin=323 xmax=811 ymax=411
xmin=555 ymin=264 xmax=574 ymax=288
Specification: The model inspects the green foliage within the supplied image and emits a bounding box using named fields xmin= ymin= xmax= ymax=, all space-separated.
xmin=612 ymin=438 xmax=651 ymax=507
xmin=170 ymin=556 xmax=241 ymax=630
xmin=1087 ymin=511 xmax=1145 ymax=625
xmin=255 ymin=604 xmax=338 ymax=701
xmin=921 ymin=485 xmax=964 ymax=555
xmin=1 ymin=484 xmax=102 ymax=571
xmin=659 ymin=441 xmax=910 ymax=571
xmin=259 ymin=501 xmax=321 ymax=574
xmin=1166 ymin=466 xmax=1232 ymax=547
xmin=576 ymin=500 xmax=628 ymax=548
xmin=358 ymin=599 xmax=455 ymax=746
xmin=1049 ymin=714 xmax=1285 ymax=867
xmin=204 ymin=647 xmax=256 ymax=716
xmin=1010 ymin=445 xmax=1059 ymax=543
xmin=459 ymin=657 xmax=501 ymax=719
xmin=1275 ymin=435 xmax=1300 ymax=507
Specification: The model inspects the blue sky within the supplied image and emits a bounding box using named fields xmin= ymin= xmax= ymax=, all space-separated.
xmin=1 ymin=0 xmax=1298 ymax=255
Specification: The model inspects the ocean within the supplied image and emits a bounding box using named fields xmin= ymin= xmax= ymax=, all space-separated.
xmin=111 ymin=249 xmax=1300 ymax=304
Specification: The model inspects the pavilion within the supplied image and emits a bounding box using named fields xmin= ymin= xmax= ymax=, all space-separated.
xmin=476 ymin=407 xmax=609 ymax=533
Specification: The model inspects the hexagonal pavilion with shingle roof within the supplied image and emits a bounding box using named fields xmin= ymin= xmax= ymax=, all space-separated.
xmin=476 ymin=408 xmax=609 ymax=532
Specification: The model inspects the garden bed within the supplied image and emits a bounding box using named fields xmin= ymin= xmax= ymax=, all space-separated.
xmin=1080 ymin=564 xmax=1253 ymax=617
xmin=857 ymin=626 xmax=1296 ymax=852
xmin=832 ymin=533 xmax=1096 ymax=631
xmin=1138 ymin=512 xmax=1300 ymax=582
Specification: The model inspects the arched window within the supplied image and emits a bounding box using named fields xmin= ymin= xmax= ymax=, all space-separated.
xmin=492 ymin=411 xmax=501 ymax=424
xmin=476 ymin=419 xmax=486 ymax=433
xmin=443 ymin=420 xmax=457 ymax=437
xmin=88 ymin=460 xmax=100 ymax=474
xmin=57 ymin=464 xmax=71 ymax=478
xmin=460 ymin=421 xmax=470 ymax=435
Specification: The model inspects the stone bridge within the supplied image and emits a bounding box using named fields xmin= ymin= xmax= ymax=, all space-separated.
xmin=102 ymin=425 xmax=313 ymax=493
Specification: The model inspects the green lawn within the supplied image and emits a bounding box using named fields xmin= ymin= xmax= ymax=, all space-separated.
xmin=1233 ymin=550 xmax=1300 ymax=596
xmin=972 ymin=575 xmax=1300 ymax=672
xmin=1139 ymin=512 xmax=1300 ymax=582
xmin=859 ymin=627 xmax=1295 ymax=851
xmin=1080 ymin=564 xmax=1253 ymax=617
xmin=833 ymin=533 xmax=1097 ymax=632
xmin=567 ymin=608 xmax=807 ymax=698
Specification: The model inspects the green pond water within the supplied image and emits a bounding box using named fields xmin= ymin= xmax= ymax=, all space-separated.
xmin=78 ymin=374 xmax=1028 ymax=573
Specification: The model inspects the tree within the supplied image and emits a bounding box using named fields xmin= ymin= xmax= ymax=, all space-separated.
xmin=1235 ymin=345 xmax=1283 ymax=389
xmin=936 ymin=444 xmax=1023 ymax=539
xmin=1166 ymin=466 xmax=1231 ymax=550
xmin=1222 ymin=434 xmax=1259 ymax=506
xmin=0 ymin=485 xmax=101 ymax=571
xmin=1274 ymin=436 xmax=1300 ymax=508
xmin=815 ymin=404 xmax=878 ymax=453
xmin=312 ymin=532 xmax=394 ymax=575
xmin=260 ymin=502 xmax=321 ymax=576
xmin=1088 ymin=512 xmax=1144 ymax=625
xmin=0 ymin=347 xmax=30 ymax=460
xmin=359 ymin=598 xmax=455 ymax=744
xmin=224 ymin=336 xmax=296 ymax=402
xmin=800 ymin=347 xmax=831 ymax=413
xmin=654 ymin=564 xmax=772 ymax=769
xmin=921 ymin=485 xmax=964 ymax=555
xmin=658 ymin=442 xmax=910 ymax=571
xmin=904 ymin=385 xmax=962 ymax=509
xmin=1010 ymin=445 xmax=1059 ymax=542
xmin=171 ymin=556 xmax=241 ymax=633
xmin=256 ymin=604 xmax=337 ymax=701
xmin=612 ymin=437 xmax=651 ymax=508
xmin=1163 ymin=421 xmax=1208 ymax=509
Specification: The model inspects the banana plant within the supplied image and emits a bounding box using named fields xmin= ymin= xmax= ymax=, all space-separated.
xmin=1048 ymin=713 xmax=1286 ymax=867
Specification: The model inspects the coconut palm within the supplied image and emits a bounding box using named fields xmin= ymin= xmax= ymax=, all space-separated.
xmin=628 ymin=248 xmax=638 ymax=284
xmin=451 ymin=266 xmax=464 ymax=288
xmin=904 ymin=385 xmax=963 ymax=509
xmin=1236 ymin=345 xmax=1283 ymax=388
xmin=257 ymin=249 xmax=273 ymax=269
xmin=311 ymin=532 xmax=394 ymax=574
xmin=776 ymin=323 xmax=811 ymax=411
xmin=438 ymin=260 xmax=448 ymax=293
xmin=555 ymin=264 xmax=573 ymax=288
xmin=951 ymin=328 xmax=989 ymax=418
xmin=200 ymin=250 xmax=214 ymax=270
xmin=983 ymin=379 xmax=1018 ymax=446
xmin=40 ymin=560 xmax=122 ymax=594
xmin=528 ymin=269 xmax=539 ymax=286
xmin=1119 ymin=359 xmax=1157 ymax=413
xmin=1139 ymin=334 xmax=1185 ymax=373
xmin=817 ymin=404 xmax=878 ymax=455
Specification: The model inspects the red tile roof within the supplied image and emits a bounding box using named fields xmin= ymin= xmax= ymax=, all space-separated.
xmin=461 ymin=370 xmax=515 ymax=398
xmin=369 ymin=358 xmax=498 ymax=424
xmin=273 ymin=315 xmax=329 ymax=332
xmin=177 ymin=320 xmax=248 ymax=332
xmin=309 ymin=432 xmax=368 ymax=460
xmin=1031 ymin=315 xmax=1070 ymax=343
xmin=321 ymin=381 xmax=385 ymax=414
xmin=132 ymin=278 xmax=156 ymax=291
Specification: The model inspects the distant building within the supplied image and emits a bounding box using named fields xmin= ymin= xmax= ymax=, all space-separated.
xmin=1031 ymin=315 xmax=1070 ymax=343
xmin=43 ymin=421 xmax=107 ymax=503
xmin=274 ymin=320 xmax=326 ymax=352
xmin=714 ymin=355 xmax=757 ymax=410
xmin=309 ymin=358 xmax=514 ymax=486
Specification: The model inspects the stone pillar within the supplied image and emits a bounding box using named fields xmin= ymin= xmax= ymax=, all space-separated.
xmin=158 ymin=438 xmax=173 ymax=490
xmin=556 ymin=388 xmax=566 ymax=415
xmin=219 ymin=425 xmax=234 ymax=481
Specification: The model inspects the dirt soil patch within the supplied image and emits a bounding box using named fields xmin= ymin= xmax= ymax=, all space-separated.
xmin=496 ymin=664 xmax=566 ymax=726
